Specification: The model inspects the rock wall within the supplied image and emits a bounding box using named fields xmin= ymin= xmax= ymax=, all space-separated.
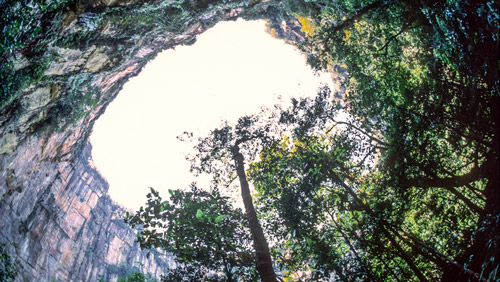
xmin=0 ymin=0 xmax=313 ymax=280
xmin=0 ymin=141 xmax=174 ymax=281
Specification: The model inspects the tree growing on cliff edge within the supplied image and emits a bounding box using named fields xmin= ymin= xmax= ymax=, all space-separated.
xmin=125 ymin=185 xmax=256 ymax=281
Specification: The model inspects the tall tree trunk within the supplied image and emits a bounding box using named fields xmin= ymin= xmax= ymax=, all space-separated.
xmin=232 ymin=145 xmax=278 ymax=282
xmin=222 ymin=255 xmax=234 ymax=282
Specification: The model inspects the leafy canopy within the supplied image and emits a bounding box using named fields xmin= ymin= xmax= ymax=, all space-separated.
xmin=125 ymin=185 xmax=256 ymax=281
xmin=129 ymin=0 xmax=498 ymax=281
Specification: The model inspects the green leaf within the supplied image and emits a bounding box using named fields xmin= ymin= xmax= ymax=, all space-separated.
xmin=196 ymin=209 xmax=204 ymax=220
xmin=306 ymin=237 xmax=312 ymax=245
xmin=215 ymin=215 xmax=225 ymax=223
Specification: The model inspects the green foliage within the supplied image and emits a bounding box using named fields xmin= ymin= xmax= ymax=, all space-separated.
xmin=0 ymin=243 xmax=16 ymax=282
xmin=175 ymin=1 xmax=499 ymax=277
xmin=247 ymin=90 xmax=494 ymax=280
xmin=0 ymin=56 xmax=50 ymax=109
xmin=125 ymin=185 xmax=256 ymax=281
xmin=47 ymin=73 xmax=99 ymax=126
xmin=0 ymin=0 xmax=71 ymax=109
xmin=64 ymin=88 xmax=99 ymax=125
xmin=160 ymin=264 xmax=240 ymax=282
xmin=242 ymin=0 xmax=499 ymax=280
xmin=183 ymin=103 xmax=285 ymax=281
xmin=0 ymin=0 xmax=71 ymax=56
xmin=118 ymin=270 xmax=157 ymax=282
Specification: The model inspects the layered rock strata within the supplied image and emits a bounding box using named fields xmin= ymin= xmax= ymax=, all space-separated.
xmin=1 ymin=142 xmax=174 ymax=281
xmin=0 ymin=0 xmax=297 ymax=280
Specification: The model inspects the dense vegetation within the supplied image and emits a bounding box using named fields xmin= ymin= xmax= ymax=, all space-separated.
xmin=124 ymin=0 xmax=498 ymax=281
xmin=117 ymin=269 xmax=158 ymax=282
xmin=126 ymin=186 xmax=257 ymax=281
xmin=0 ymin=0 xmax=73 ymax=108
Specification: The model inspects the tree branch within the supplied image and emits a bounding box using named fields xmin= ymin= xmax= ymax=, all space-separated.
xmin=329 ymin=119 xmax=389 ymax=147
xmin=406 ymin=165 xmax=482 ymax=189
xmin=329 ymin=0 xmax=397 ymax=34
xmin=376 ymin=19 xmax=418 ymax=55
xmin=392 ymin=227 xmax=489 ymax=282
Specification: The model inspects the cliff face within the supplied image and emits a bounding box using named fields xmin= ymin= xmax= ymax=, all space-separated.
xmin=0 ymin=0 xmax=295 ymax=281
xmin=1 ymin=141 xmax=174 ymax=281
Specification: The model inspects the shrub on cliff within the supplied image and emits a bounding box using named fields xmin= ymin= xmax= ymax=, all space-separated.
xmin=118 ymin=270 xmax=157 ymax=282
xmin=0 ymin=243 xmax=16 ymax=282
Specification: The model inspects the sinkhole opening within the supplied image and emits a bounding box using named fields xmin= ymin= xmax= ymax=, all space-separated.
xmin=89 ymin=19 xmax=334 ymax=210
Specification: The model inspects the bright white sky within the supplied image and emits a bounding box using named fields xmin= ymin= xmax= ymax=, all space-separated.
xmin=90 ymin=19 xmax=333 ymax=210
